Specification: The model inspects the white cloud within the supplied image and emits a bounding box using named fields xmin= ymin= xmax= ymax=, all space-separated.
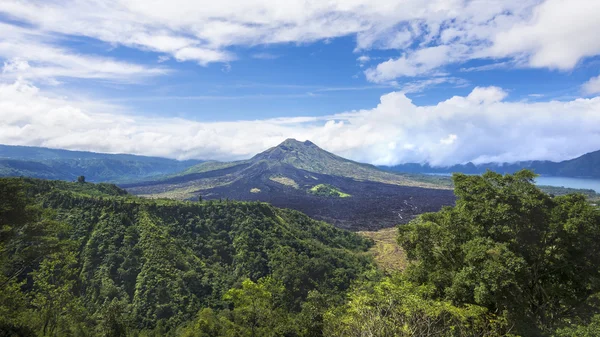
xmin=397 ymin=77 xmax=468 ymax=94
xmin=3 ymin=0 xmax=599 ymax=85
xmin=459 ymin=62 xmax=512 ymax=73
xmin=0 ymin=23 xmax=167 ymax=82
xmin=490 ymin=0 xmax=600 ymax=70
xmin=365 ymin=45 xmax=467 ymax=82
xmin=173 ymin=47 xmax=235 ymax=65
xmin=2 ymin=80 xmax=600 ymax=166
xmin=357 ymin=55 xmax=371 ymax=63
xmin=583 ymin=75 xmax=600 ymax=95
xmin=252 ymin=53 xmax=280 ymax=60
xmin=440 ymin=134 xmax=457 ymax=145
xmin=0 ymin=0 xmax=599 ymax=85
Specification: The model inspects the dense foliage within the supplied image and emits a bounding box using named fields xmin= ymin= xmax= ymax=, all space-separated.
xmin=2 ymin=170 xmax=599 ymax=336
xmin=0 ymin=178 xmax=373 ymax=336
xmin=398 ymin=170 xmax=600 ymax=336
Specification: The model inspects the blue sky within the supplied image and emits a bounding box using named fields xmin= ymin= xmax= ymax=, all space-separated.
xmin=1 ymin=0 xmax=600 ymax=165
xmin=31 ymin=34 xmax=600 ymax=121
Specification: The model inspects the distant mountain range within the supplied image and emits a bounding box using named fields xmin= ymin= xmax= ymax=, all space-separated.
xmin=381 ymin=150 xmax=600 ymax=178
xmin=3 ymin=141 xmax=598 ymax=229
xmin=0 ymin=144 xmax=202 ymax=183
xmin=123 ymin=139 xmax=455 ymax=230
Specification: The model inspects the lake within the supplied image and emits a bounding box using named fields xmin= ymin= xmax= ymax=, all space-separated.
xmin=424 ymin=173 xmax=600 ymax=193
xmin=534 ymin=176 xmax=600 ymax=193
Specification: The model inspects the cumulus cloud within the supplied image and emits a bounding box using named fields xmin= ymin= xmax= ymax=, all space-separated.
xmin=357 ymin=56 xmax=371 ymax=64
xmin=490 ymin=0 xmax=600 ymax=69
xmin=583 ymin=75 xmax=600 ymax=95
xmin=2 ymin=80 xmax=600 ymax=166
xmin=2 ymin=0 xmax=599 ymax=84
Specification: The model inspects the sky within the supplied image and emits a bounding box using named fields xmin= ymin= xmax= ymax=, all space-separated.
xmin=1 ymin=0 xmax=600 ymax=166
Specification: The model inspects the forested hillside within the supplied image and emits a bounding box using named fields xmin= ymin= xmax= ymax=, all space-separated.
xmin=0 ymin=178 xmax=373 ymax=336
xmin=0 ymin=145 xmax=201 ymax=183
xmin=2 ymin=172 xmax=600 ymax=336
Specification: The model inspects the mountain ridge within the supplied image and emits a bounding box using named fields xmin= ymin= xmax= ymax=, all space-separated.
xmin=0 ymin=144 xmax=202 ymax=183
xmin=382 ymin=149 xmax=600 ymax=178
xmin=172 ymin=138 xmax=442 ymax=188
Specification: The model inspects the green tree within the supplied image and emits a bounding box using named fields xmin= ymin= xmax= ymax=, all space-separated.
xmin=223 ymin=277 xmax=294 ymax=337
xmin=31 ymin=250 xmax=85 ymax=336
xmin=77 ymin=176 xmax=86 ymax=183
xmin=324 ymin=274 xmax=507 ymax=337
xmin=0 ymin=179 xmax=70 ymax=335
xmin=97 ymin=298 xmax=129 ymax=337
xmin=0 ymin=177 xmax=374 ymax=336
xmin=554 ymin=314 xmax=600 ymax=337
xmin=398 ymin=170 xmax=600 ymax=335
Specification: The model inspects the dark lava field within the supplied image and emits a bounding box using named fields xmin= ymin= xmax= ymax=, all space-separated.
xmin=206 ymin=171 xmax=454 ymax=230
xmin=125 ymin=162 xmax=456 ymax=231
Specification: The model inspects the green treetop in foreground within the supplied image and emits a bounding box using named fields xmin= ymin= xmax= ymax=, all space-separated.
xmin=397 ymin=170 xmax=600 ymax=336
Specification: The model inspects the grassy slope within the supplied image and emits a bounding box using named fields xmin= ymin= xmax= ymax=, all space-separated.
xmin=359 ymin=227 xmax=408 ymax=272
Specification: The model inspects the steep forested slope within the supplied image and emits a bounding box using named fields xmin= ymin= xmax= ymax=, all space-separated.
xmin=0 ymin=178 xmax=373 ymax=335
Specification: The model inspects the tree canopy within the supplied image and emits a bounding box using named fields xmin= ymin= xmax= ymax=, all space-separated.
xmin=398 ymin=170 xmax=600 ymax=335
xmin=1 ymin=171 xmax=599 ymax=336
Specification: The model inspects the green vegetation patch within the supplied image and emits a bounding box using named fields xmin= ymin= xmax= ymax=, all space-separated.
xmin=309 ymin=183 xmax=351 ymax=197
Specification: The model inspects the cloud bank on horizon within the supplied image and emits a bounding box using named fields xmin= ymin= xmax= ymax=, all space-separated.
xmin=1 ymin=0 xmax=600 ymax=166
xmin=2 ymin=80 xmax=600 ymax=166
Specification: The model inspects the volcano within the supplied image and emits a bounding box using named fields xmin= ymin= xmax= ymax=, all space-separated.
xmin=124 ymin=139 xmax=455 ymax=230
